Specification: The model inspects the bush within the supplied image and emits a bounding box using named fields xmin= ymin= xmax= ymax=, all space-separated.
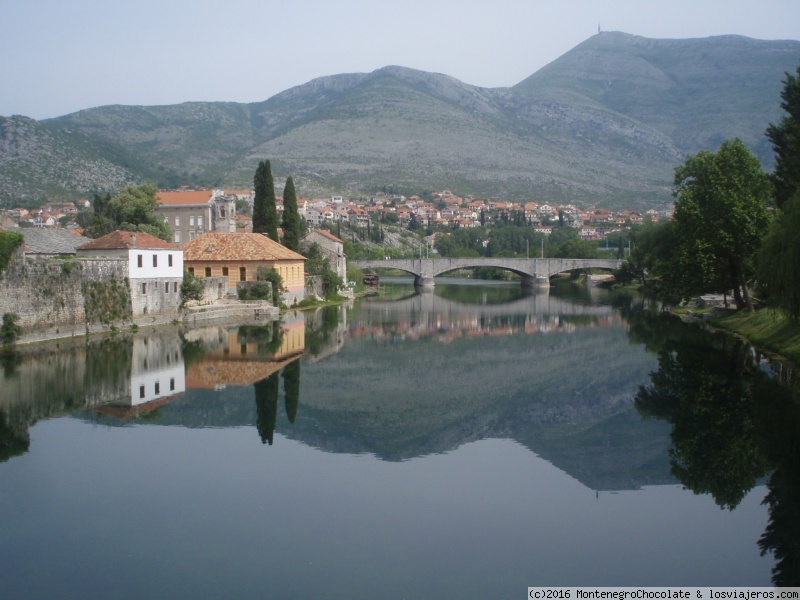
xmin=180 ymin=271 xmax=204 ymax=305
xmin=1 ymin=313 xmax=22 ymax=346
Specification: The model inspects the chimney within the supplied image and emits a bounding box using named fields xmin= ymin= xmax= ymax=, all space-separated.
xmin=130 ymin=234 xmax=137 ymax=248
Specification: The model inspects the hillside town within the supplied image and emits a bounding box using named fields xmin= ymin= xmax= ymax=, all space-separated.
xmin=0 ymin=187 xmax=670 ymax=244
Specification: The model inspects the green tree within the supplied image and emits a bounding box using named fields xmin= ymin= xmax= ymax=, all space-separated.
xmin=670 ymin=139 xmax=771 ymax=310
xmin=1 ymin=313 xmax=22 ymax=346
xmin=253 ymin=160 xmax=279 ymax=241
xmin=766 ymin=65 xmax=800 ymax=210
xmin=87 ymin=185 xmax=171 ymax=241
xmin=554 ymin=238 xmax=599 ymax=259
xmin=758 ymin=65 xmax=800 ymax=320
xmin=758 ymin=192 xmax=800 ymax=319
xmin=619 ymin=219 xmax=676 ymax=289
xmin=281 ymin=177 xmax=301 ymax=252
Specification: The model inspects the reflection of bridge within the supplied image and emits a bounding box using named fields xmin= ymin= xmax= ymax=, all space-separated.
xmin=361 ymin=288 xmax=614 ymax=318
xmin=353 ymin=257 xmax=622 ymax=287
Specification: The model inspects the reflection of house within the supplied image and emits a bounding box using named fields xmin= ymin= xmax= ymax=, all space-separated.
xmin=76 ymin=230 xmax=184 ymax=317
xmin=155 ymin=190 xmax=240 ymax=245
xmin=93 ymin=336 xmax=186 ymax=419
xmin=182 ymin=232 xmax=306 ymax=305
xmin=184 ymin=318 xmax=304 ymax=389
xmin=301 ymin=229 xmax=346 ymax=281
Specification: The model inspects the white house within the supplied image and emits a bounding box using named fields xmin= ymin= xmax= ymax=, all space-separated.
xmin=77 ymin=230 xmax=184 ymax=317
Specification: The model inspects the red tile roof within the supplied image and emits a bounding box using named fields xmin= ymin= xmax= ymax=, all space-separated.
xmin=77 ymin=230 xmax=179 ymax=251
xmin=156 ymin=190 xmax=215 ymax=206
xmin=182 ymin=232 xmax=305 ymax=262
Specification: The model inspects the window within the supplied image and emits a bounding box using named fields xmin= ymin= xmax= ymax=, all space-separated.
xmin=222 ymin=267 xmax=229 ymax=277
xmin=165 ymin=282 xmax=169 ymax=293
xmin=139 ymin=385 xmax=145 ymax=399
xmin=188 ymin=267 xmax=194 ymax=275
xmin=168 ymin=254 xmax=173 ymax=267
xmin=190 ymin=215 xmax=195 ymax=226
xmin=198 ymin=216 xmax=203 ymax=228
xmin=239 ymin=267 xmax=246 ymax=281
xmin=153 ymin=255 xmax=158 ymax=268
xmin=205 ymin=267 xmax=211 ymax=277
xmin=170 ymin=378 xmax=175 ymax=391
xmin=142 ymin=282 xmax=147 ymax=294
xmin=155 ymin=382 xmax=160 ymax=394
xmin=173 ymin=281 xmax=178 ymax=293
xmin=175 ymin=216 xmax=180 ymax=226
xmin=137 ymin=254 xmax=143 ymax=268
xmin=174 ymin=231 xmax=181 ymax=244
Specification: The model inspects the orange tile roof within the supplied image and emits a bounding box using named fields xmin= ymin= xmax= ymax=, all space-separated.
xmin=77 ymin=230 xmax=179 ymax=251
xmin=182 ymin=232 xmax=305 ymax=262
xmin=156 ymin=190 xmax=215 ymax=206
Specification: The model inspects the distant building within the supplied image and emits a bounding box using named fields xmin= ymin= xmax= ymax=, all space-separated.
xmin=300 ymin=229 xmax=346 ymax=281
xmin=155 ymin=190 xmax=238 ymax=245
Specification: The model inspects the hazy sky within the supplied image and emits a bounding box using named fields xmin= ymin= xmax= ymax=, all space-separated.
xmin=3 ymin=0 xmax=799 ymax=120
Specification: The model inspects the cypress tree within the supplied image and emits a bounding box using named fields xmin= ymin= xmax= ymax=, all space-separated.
xmin=281 ymin=177 xmax=301 ymax=252
xmin=254 ymin=159 xmax=279 ymax=241
xmin=252 ymin=161 xmax=268 ymax=234
xmin=264 ymin=161 xmax=280 ymax=242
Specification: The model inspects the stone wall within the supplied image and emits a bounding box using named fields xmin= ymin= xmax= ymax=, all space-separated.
xmin=0 ymin=256 xmax=206 ymax=344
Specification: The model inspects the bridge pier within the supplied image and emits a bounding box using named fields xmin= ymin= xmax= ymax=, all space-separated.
xmin=522 ymin=274 xmax=551 ymax=288
xmin=414 ymin=275 xmax=435 ymax=289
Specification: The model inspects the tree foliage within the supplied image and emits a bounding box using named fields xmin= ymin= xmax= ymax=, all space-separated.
xmin=281 ymin=176 xmax=301 ymax=252
xmin=253 ymin=160 xmax=279 ymax=241
xmin=758 ymin=192 xmax=800 ymax=320
xmin=759 ymin=64 xmax=800 ymax=320
xmin=766 ymin=65 xmax=800 ymax=210
xmin=670 ymin=139 xmax=771 ymax=310
xmin=304 ymin=242 xmax=343 ymax=298
xmin=1 ymin=313 xmax=22 ymax=346
xmin=0 ymin=231 xmax=24 ymax=273
xmin=87 ymin=185 xmax=171 ymax=241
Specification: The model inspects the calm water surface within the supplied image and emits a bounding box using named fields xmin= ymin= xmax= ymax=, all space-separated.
xmin=1 ymin=278 xmax=798 ymax=598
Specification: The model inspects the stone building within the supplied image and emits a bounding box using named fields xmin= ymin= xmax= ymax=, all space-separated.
xmin=182 ymin=232 xmax=306 ymax=305
xmin=300 ymin=229 xmax=347 ymax=281
xmin=155 ymin=190 xmax=241 ymax=245
xmin=77 ymin=230 xmax=184 ymax=317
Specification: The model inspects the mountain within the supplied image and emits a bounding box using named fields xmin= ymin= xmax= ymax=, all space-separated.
xmin=1 ymin=32 xmax=798 ymax=210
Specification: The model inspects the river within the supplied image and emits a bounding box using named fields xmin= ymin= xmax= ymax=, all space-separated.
xmin=1 ymin=278 xmax=798 ymax=598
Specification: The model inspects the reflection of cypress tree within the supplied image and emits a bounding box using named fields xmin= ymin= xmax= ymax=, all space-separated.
xmin=254 ymin=372 xmax=280 ymax=445
xmin=282 ymin=360 xmax=300 ymax=424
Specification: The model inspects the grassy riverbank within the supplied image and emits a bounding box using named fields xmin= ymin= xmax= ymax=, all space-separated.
xmin=710 ymin=308 xmax=800 ymax=366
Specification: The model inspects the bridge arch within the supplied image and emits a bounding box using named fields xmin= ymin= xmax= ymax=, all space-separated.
xmin=353 ymin=258 xmax=622 ymax=288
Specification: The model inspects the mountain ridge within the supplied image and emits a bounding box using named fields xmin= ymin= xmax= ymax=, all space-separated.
xmin=1 ymin=32 xmax=798 ymax=210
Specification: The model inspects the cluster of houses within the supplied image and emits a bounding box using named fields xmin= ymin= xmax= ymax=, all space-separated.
xmin=1 ymin=187 xmax=666 ymax=245
xmin=0 ymin=188 xmax=669 ymax=323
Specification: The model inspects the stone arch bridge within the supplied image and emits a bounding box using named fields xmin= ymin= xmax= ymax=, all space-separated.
xmin=353 ymin=257 xmax=622 ymax=288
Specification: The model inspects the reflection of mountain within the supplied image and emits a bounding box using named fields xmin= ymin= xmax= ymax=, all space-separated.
xmin=130 ymin=298 xmax=672 ymax=490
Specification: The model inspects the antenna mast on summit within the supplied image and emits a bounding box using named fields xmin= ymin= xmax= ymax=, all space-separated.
xmin=598 ymin=23 xmax=601 ymax=34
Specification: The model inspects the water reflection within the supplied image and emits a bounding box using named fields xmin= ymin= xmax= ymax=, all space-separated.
xmin=627 ymin=309 xmax=800 ymax=585
xmin=2 ymin=279 xmax=799 ymax=586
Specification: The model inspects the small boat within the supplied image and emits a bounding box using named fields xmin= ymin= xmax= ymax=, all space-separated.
xmin=363 ymin=273 xmax=380 ymax=286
